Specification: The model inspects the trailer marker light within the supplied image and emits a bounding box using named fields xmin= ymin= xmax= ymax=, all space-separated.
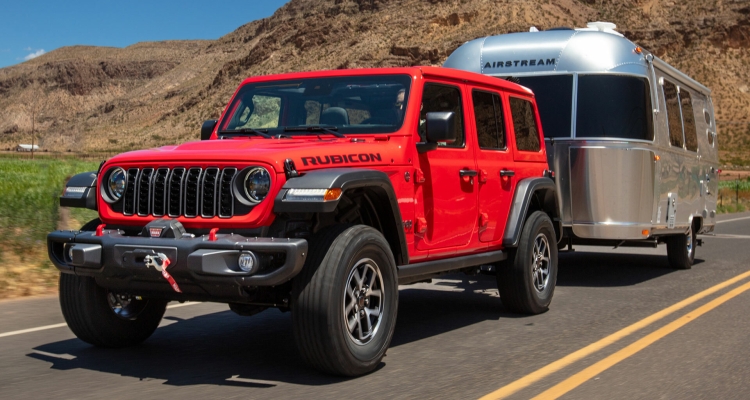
xmin=642 ymin=229 xmax=650 ymax=236
xmin=634 ymin=46 xmax=642 ymax=54
xmin=654 ymin=155 xmax=660 ymax=161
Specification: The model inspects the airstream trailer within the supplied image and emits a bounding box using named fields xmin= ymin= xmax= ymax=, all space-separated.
xmin=444 ymin=22 xmax=719 ymax=269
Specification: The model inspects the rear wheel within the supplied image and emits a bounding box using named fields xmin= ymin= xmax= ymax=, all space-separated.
xmin=292 ymin=225 xmax=398 ymax=376
xmin=666 ymin=225 xmax=696 ymax=269
xmin=497 ymin=211 xmax=558 ymax=314
xmin=59 ymin=273 xmax=167 ymax=347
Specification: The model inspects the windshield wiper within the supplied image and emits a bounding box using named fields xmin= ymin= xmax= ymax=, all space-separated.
xmin=283 ymin=125 xmax=345 ymax=138
xmin=218 ymin=128 xmax=271 ymax=139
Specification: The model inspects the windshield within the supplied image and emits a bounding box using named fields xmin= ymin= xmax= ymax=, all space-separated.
xmin=576 ymin=75 xmax=654 ymax=140
xmin=516 ymin=75 xmax=573 ymax=138
xmin=219 ymin=75 xmax=412 ymax=135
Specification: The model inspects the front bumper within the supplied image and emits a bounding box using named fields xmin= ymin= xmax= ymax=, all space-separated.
xmin=47 ymin=227 xmax=308 ymax=299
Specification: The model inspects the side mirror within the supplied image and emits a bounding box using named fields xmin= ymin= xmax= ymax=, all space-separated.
xmin=417 ymin=112 xmax=457 ymax=153
xmin=201 ymin=120 xmax=218 ymax=141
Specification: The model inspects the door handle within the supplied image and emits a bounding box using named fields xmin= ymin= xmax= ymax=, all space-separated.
xmin=459 ymin=169 xmax=478 ymax=177
xmin=500 ymin=169 xmax=515 ymax=177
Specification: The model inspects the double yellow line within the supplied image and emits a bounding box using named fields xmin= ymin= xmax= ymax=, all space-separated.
xmin=481 ymin=270 xmax=750 ymax=400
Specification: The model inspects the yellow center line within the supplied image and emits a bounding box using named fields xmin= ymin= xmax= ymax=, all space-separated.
xmin=532 ymin=279 xmax=750 ymax=400
xmin=480 ymin=269 xmax=750 ymax=400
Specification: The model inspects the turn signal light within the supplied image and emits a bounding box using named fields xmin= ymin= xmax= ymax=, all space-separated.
xmin=324 ymin=188 xmax=342 ymax=201
xmin=642 ymin=229 xmax=650 ymax=236
xmin=634 ymin=46 xmax=642 ymax=54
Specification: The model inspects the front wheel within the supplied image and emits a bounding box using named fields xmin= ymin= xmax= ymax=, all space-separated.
xmin=59 ymin=273 xmax=167 ymax=347
xmin=666 ymin=225 xmax=696 ymax=269
xmin=497 ymin=211 xmax=558 ymax=314
xmin=292 ymin=225 xmax=398 ymax=376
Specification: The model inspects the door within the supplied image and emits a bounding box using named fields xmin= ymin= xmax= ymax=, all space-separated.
xmin=470 ymin=89 xmax=514 ymax=243
xmin=415 ymin=82 xmax=478 ymax=251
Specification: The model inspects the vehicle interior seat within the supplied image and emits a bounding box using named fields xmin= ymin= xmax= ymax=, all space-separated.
xmin=320 ymin=107 xmax=349 ymax=126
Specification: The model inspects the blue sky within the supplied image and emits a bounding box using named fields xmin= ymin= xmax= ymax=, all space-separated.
xmin=0 ymin=0 xmax=290 ymax=69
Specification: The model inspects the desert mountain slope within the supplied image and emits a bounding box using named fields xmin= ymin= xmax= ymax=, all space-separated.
xmin=1 ymin=0 xmax=748 ymax=164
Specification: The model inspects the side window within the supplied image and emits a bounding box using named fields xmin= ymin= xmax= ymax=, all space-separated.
xmin=509 ymin=97 xmax=540 ymax=152
xmin=680 ymin=90 xmax=698 ymax=152
xmin=472 ymin=90 xmax=505 ymax=150
xmin=663 ymin=80 xmax=684 ymax=148
xmin=419 ymin=83 xmax=465 ymax=147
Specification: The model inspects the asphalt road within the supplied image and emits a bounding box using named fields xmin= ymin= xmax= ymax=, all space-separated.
xmin=2 ymin=212 xmax=750 ymax=399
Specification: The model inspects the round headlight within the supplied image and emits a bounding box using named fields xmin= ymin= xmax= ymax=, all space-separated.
xmin=107 ymin=167 xmax=127 ymax=201
xmin=244 ymin=167 xmax=271 ymax=203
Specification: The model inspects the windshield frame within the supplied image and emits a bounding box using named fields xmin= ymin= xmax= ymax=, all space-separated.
xmin=217 ymin=74 xmax=413 ymax=137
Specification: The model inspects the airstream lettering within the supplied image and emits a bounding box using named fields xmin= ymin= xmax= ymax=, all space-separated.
xmin=445 ymin=22 xmax=719 ymax=269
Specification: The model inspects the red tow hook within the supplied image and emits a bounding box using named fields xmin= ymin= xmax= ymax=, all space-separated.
xmin=208 ymin=227 xmax=219 ymax=241
xmin=95 ymin=224 xmax=106 ymax=237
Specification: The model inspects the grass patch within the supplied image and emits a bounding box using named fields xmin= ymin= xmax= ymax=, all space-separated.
xmin=0 ymin=158 xmax=99 ymax=298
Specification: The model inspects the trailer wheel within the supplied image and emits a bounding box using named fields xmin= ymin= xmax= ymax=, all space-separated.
xmin=59 ymin=273 xmax=167 ymax=347
xmin=666 ymin=225 xmax=696 ymax=269
xmin=292 ymin=225 xmax=398 ymax=376
xmin=497 ymin=211 xmax=558 ymax=314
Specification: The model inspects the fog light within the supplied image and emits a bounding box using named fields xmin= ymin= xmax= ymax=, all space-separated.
xmin=67 ymin=245 xmax=75 ymax=262
xmin=238 ymin=252 xmax=257 ymax=273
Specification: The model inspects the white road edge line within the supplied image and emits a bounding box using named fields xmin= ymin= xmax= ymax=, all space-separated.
xmin=717 ymin=216 xmax=750 ymax=224
xmin=0 ymin=302 xmax=201 ymax=339
xmin=0 ymin=323 xmax=68 ymax=339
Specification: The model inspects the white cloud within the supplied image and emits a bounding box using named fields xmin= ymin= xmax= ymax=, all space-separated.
xmin=23 ymin=49 xmax=46 ymax=61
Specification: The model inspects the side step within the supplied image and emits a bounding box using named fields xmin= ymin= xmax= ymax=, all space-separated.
xmin=397 ymin=250 xmax=507 ymax=280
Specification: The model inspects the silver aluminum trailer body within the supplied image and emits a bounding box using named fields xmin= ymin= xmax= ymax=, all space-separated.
xmin=444 ymin=25 xmax=719 ymax=248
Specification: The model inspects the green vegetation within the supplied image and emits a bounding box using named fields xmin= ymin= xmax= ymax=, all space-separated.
xmin=717 ymin=177 xmax=750 ymax=214
xmin=0 ymin=157 xmax=99 ymax=297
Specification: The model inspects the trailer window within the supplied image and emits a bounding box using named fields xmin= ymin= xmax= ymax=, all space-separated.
xmin=663 ymin=80 xmax=684 ymax=148
xmin=516 ymin=75 xmax=573 ymax=138
xmin=472 ymin=90 xmax=505 ymax=150
xmin=576 ymin=75 xmax=654 ymax=141
xmin=509 ymin=97 xmax=540 ymax=152
xmin=680 ymin=90 xmax=698 ymax=152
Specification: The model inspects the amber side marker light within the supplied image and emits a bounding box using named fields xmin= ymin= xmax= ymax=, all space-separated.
xmin=634 ymin=46 xmax=643 ymax=54
xmin=642 ymin=229 xmax=650 ymax=236
xmin=324 ymin=188 xmax=342 ymax=201
xmin=654 ymin=155 xmax=661 ymax=161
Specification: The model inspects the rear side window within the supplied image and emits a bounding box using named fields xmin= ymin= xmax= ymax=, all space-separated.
xmin=472 ymin=90 xmax=505 ymax=150
xmin=680 ymin=90 xmax=698 ymax=152
xmin=420 ymin=83 xmax=465 ymax=147
xmin=509 ymin=97 xmax=540 ymax=152
xmin=663 ymin=80 xmax=684 ymax=148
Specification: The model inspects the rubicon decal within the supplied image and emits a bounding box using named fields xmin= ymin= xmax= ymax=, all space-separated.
xmin=301 ymin=153 xmax=382 ymax=166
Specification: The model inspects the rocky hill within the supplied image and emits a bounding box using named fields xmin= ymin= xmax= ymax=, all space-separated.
xmin=1 ymin=0 xmax=748 ymax=165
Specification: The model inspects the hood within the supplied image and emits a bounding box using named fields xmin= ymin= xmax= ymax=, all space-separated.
xmin=105 ymin=136 xmax=407 ymax=172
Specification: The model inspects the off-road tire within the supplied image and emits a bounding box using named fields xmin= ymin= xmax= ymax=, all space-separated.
xmin=666 ymin=224 xmax=696 ymax=270
xmin=59 ymin=273 xmax=167 ymax=348
xmin=497 ymin=211 xmax=558 ymax=314
xmin=292 ymin=224 xmax=398 ymax=376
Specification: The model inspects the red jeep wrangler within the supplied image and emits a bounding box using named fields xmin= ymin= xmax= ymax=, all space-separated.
xmin=49 ymin=67 xmax=560 ymax=376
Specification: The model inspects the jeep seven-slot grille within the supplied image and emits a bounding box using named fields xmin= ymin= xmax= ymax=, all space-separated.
xmin=121 ymin=167 xmax=236 ymax=218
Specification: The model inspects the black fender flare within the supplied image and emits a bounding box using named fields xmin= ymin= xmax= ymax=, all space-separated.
xmin=502 ymin=177 xmax=561 ymax=247
xmin=60 ymin=171 xmax=98 ymax=210
xmin=273 ymin=168 xmax=408 ymax=265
